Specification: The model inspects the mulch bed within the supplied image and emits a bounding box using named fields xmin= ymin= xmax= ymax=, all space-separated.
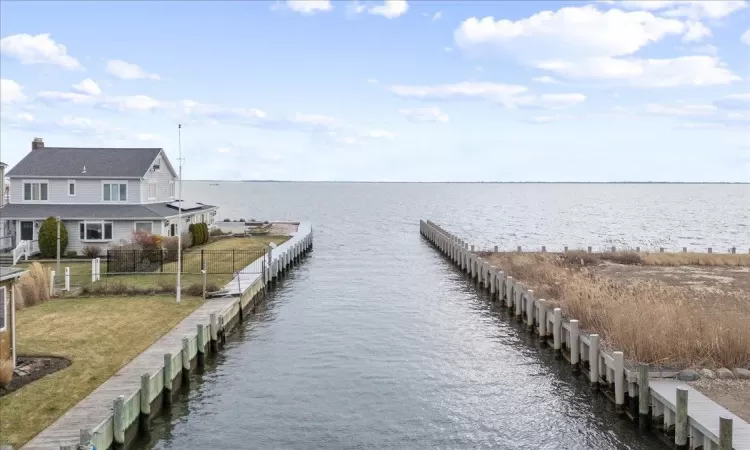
xmin=0 ymin=355 xmax=71 ymax=397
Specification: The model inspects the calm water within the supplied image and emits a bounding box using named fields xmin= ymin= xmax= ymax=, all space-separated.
xmin=143 ymin=183 xmax=748 ymax=449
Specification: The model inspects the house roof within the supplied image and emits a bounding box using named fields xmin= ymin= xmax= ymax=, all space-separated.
xmin=6 ymin=147 xmax=165 ymax=178
xmin=0 ymin=266 xmax=26 ymax=282
xmin=0 ymin=202 xmax=217 ymax=220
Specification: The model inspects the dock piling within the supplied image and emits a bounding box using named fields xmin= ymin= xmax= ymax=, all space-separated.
xmin=614 ymin=351 xmax=625 ymax=410
xmin=209 ymin=313 xmax=218 ymax=352
xmin=113 ymin=395 xmax=125 ymax=445
xmin=140 ymin=373 xmax=151 ymax=431
xmin=719 ymin=417 xmax=733 ymax=450
xmin=638 ymin=364 xmax=650 ymax=428
xmin=553 ymin=308 xmax=562 ymax=352
xmin=589 ymin=334 xmax=600 ymax=385
xmin=569 ymin=320 xmax=580 ymax=370
xmin=675 ymin=388 xmax=688 ymax=448
xmin=163 ymin=353 xmax=173 ymax=406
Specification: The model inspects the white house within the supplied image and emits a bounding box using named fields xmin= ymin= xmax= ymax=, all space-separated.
xmin=0 ymin=138 xmax=217 ymax=256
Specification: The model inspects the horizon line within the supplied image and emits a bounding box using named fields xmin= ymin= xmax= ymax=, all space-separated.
xmin=185 ymin=180 xmax=750 ymax=184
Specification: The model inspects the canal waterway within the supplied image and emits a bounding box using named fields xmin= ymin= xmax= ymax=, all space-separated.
xmin=143 ymin=182 xmax=749 ymax=449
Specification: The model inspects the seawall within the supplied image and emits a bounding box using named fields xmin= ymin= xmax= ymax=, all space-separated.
xmin=22 ymin=223 xmax=314 ymax=450
xmin=420 ymin=219 xmax=749 ymax=450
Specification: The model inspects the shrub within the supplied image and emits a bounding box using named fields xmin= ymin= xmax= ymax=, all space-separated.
xmin=561 ymin=251 xmax=600 ymax=266
xmin=601 ymin=251 xmax=643 ymax=265
xmin=82 ymin=245 xmax=101 ymax=258
xmin=38 ymin=217 xmax=68 ymax=258
xmin=188 ymin=224 xmax=196 ymax=246
xmin=184 ymin=282 xmax=218 ymax=297
xmin=66 ymin=251 xmax=78 ymax=258
xmin=223 ymin=218 xmax=231 ymax=222
xmin=201 ymin=223 xmax=209 ymax=244
xmin=210 ymin=228 xmax=225 ymax=237
xmin=16 ymin=262 xmax=51 ymax=308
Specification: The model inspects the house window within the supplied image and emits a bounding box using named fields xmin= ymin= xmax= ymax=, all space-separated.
xmin=68 ymin=180 xmax=76 ymax=196
xmin=135 ymin=222 xmax=153 ymax=233
xmin=80 ymin=221 xmax=113 ymax=241
xmin=23 ymin=181 xmax=48 ymax=201
xmin=103 ymin=182 xmax=127 ymax=202
xmin=148 ymin=181 xmax=157 ymax=200
xmin=169 ymin=181 xmax=175 ymax=198
xmin=0 ymin=286 xmax=6 ymax=332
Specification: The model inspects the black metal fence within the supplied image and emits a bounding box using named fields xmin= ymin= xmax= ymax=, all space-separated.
xmin=106 ymin=248 xmax=267 ymax=275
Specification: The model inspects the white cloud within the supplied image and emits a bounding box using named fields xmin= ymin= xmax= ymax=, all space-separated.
xmin=431 ymin=11 xmax=442 ymax=21
xmin=38 ymin=90 xmax=96 ymax=105
xmin=524 ymin=115 xmax=571 ymax=124
xmin=611 ymin=1 xmax=747 ymax=20
xmin=107 ymin=94 xmax=161 ymax=111
xmin=715 ymin=93 xmax=750 ymax=109
xmin=399 ymin=107 xmax=449 ymax=123
xmin=536 ymin=56 xmax=739 ymax=87
xmin=455 ymin=6 xmax=688 ymax=60
xmin=39 ymin=85 xmax=163 ymax=111
xmin=367 ymin=78 xmax=379 ymax=84
xmin=390 ymin=81 xmax=528 ymax=105
xmin=646 ymin=103 xmax=717 ymax=116
xmin=389 ymin=82 xmax=582 ymax=109
xmin=532 ymin=76 xmax=562 ymax=84
xmin=284 ymin=0 xmax=332 ymax=14
xmin=682 ymin=21 xmax=711 ymax=42
xmin=453 ymin=5 xmax=740 ymax=87
xmin=0 ymin=79 xmax=27 ymax=103
xmin=366 ymin=129 xmax=395 ymax=139
xmin=514 ymin=93 xmax=586 ymax=109
xmin=444 ymin=46 xmax=453 ymax=52
xmin=106 ymin=59 xmax=161 ymax=80
xmin=369 ymin=0 xmax=408 ymax=18
xmin=742 ymin=28 xmax=750 ymax=45
xmin=0 ymin=33 xmax=82 ymax=69
xmin=71 ymin=78 xmax=101 ymax=96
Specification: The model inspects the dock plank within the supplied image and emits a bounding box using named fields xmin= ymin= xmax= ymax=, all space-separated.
xmin=650 ymin=380 xmax=750 ymax=449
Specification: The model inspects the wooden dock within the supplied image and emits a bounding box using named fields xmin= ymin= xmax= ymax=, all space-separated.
xmin=650 ymin=380 xmax=750 ymax=450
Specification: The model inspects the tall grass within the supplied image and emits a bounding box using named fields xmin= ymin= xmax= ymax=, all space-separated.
xmin=16 ymin=262 xmax=51 ymax=309
xmin=485 ymin=253 xmax=750 ymax=368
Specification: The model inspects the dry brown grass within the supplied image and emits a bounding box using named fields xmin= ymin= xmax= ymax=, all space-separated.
xmin=558 ymin=250 xmax=750 ymax=267
xmin=485 ymin=252 xmax=750 ymax=368
xmin=15 ymin=262 xmax=51 ymax=309
xmin=640 ymin=252 xmax=750 ymax=266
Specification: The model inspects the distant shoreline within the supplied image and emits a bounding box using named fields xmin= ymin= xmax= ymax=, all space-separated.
xmin=190 ymin=180 xmax=750 ymax=184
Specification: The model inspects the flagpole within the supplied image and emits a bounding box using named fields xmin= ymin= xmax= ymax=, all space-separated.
xmin=176 ymin=124 xmax=183 ymax=304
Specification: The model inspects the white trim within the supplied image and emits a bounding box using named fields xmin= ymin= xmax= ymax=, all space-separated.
xmin=134 ymin=221 xmax=153 ymax=234
xmin=79 ymin=220 xmax=114 ymax=242
xmin=67 ymin=179 xmax=76 ymax=197
xmin=169 ymin=180 xmax=175 ymax=199
xmin=0 ymin=286 xmax=7 ymax=333
xmin=101 ymin=180 xmax=128 ymax=202
xmin=22 ymin=179 xmax=49 ymax=202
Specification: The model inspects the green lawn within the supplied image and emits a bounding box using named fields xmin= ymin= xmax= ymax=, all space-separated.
xmin=0 ymin=296 xmax=203 ymax=447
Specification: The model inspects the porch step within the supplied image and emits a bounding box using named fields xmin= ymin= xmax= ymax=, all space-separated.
xmin=0 ymin=253 xmax=15 ymax=266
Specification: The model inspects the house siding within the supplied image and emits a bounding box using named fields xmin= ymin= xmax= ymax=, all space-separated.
xmin=140 ymin=151 xmax=176 ymax=203
xmin=64 ymin=220 xmax=141 ymax=254
xmin=9 ymin=178 xmax=141 ymax=204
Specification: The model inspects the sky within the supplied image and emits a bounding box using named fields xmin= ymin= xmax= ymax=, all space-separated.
xmin=0 ymin=0 xmax=749 ymax=182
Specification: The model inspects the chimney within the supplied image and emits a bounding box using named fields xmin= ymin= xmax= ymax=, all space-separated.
xmin=32 ymin=137 xmax=44 ymax=150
